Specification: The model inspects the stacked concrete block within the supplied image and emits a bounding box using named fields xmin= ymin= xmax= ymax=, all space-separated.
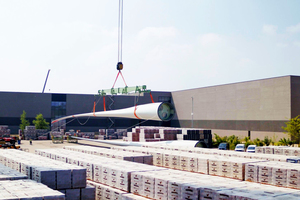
xmin=87 ymin=180 xmax=127 ymax=200
xmin=0 ymin=149 xmax=86 ymax=191
xmin=36 ymin=129 xmax=49 ymax=140
xmin=77 ymin=132 xmax=95 ymax=139
xmin=63 ymin=145 xmax=153 ymax=165
xmin=24 ymin=125 xmax=36 ymax=140
xmin=0 ymin=125 xmax=10 ymax=137
xmin=36 ymin=148 xmax=167 ymax=193
xmin=272 ymin=165 xmax=288 ymax=187
xmin=129 ymin=168 xmax=300 ymax=200
xmin=0 ymin=179 xmax=65 ymax=199
xmin=287 ymin=165 xmax=300 ymax=189
xmin=0 ymin=163 xmax=27 ymax=180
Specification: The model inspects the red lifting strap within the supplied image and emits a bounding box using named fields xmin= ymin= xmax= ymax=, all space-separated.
xmin=93 ymin=101 xmax=96 ymax=116
xmin=150 ymin=92 xmax=154 ymax=103
xmin=103 ymin=96 xmax=106 ymax=111
xmin=134 ymin=104 xmax=141 ymax=119
xmin=112 ymin=71 xmax=127 ymax=89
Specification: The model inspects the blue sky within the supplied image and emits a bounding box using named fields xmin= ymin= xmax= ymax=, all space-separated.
xmin=0 ymin=0 xmax=299 ymax=94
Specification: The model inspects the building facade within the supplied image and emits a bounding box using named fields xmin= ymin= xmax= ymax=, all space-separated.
xmin=0 ymin=91 xmax=172 ymax=133
xmin=171 ymin=75 xmax=300 ymax=140
xmin=0 ymin=75 xmax=299 ymax=140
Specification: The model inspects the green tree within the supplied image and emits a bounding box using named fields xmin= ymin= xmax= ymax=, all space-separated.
xmin=243 ymin=136 xmax=254 ymax=148
xmin=227 ymin=135 xmax=241 ymax=150
xmin=20 ymin=110 xmax=30 ymax=132
xmin=212 ymin=133 xmax=227 ymax=147
xmin=277 ymin=138 xmax=294 ymax=146
xmin=253 ymin=138 xmax=264 ymax=146
xmin=33 ymin=113 xmax=49 ymax=129
xmin=263 ymin=136 xmax=273 ymax=146
xmin=282 ymin=115 xmax=300 ymax=144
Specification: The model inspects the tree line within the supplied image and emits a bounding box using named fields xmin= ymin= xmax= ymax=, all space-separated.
xmin=20 ymin=110 xmax=49 ymax=132
xmin=213 ymin=115 xmax=300 ymax=150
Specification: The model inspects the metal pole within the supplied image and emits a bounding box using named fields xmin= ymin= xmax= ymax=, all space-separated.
xmin=191 ymin=97 xmax=194 ymax=128
xmin=42 ymin=69 xmax=51 ymax=93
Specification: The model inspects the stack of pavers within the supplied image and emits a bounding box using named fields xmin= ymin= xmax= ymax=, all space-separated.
xmin=111 ymin=146 xmax=266 ymax=180
xmin=35 ymin=147 xmax=300 ymax=199
xmin=77 ymin=132 xmax=95 ymax=139
xmin=35 ymin=148 xmax=168 ymax=199
xmin=129 ymin=168 xmax=300 ymax=200
xmin=24 ymin=126 xmax=36 ymax=140
xmin=62 ymin=146 xmax=153 ymax=165
xmin=36 ymin=129 xmax=49 ymax=140
xmin=0 ymin=163 xmax=27 ymax=181
xmin=256 ymin=146 xmax=300 ymax=156
xmin=245 ymin=161 xmax=300 ymax=189
xmin=0 ymin=179 xmax=65 ymax=199
xmin=0 ymin=162 xmax=65 ymax=199
xmin=0 ymin=149 xmax=94 ymax=200
xmin=0 ymin=125 xmax=10 ymax=137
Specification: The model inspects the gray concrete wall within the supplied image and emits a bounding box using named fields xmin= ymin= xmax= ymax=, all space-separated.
xmin=171 ymin=76 xmax=293 ymax=132
xmin=291 ymin=76 xmax=300 ymax=118
xmin=0 ymin=92 xmax=51 ymax=118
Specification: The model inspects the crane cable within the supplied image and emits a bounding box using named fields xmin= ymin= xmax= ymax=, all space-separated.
xmin=118 ymin=0 xmax=123 ymax=63
xmin=113 ymin=0 xmax=127 ymax=88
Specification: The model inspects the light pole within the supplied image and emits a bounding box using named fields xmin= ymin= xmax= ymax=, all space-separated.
xmin=191 ymin=97 xmax=194 ymax=128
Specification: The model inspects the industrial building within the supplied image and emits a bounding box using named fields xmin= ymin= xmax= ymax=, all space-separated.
xmin=0 ymin=75 xmax=299 ymax=140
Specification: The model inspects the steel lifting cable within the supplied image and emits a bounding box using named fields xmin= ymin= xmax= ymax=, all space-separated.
xmin=118 ymin=0 xmax=123 ymax=63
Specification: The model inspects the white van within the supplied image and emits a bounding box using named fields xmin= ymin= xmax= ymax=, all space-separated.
xmin=235 ymin=144 xmax=245 ymax=152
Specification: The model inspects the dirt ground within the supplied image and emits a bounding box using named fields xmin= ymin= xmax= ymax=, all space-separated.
xmin=18 ymin=139 xmax=119 ymax=153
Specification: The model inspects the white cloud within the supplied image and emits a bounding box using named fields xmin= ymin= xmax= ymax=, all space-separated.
xmin=276 ymin=43 xmax=288 ymax=48
xmin=294 ymin=41 xmax=300 ymax=47
xmin=197 ymin=33 xmax=222 ymax=47
xmin=137 ymin=27 xmax=178 ymax=41
xmin=286 ymin=23 xmax=300 ymax=33
xmin=262 ymin=24 xmax=277 ymax=35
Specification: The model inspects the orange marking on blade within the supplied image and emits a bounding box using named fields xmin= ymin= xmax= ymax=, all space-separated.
xmin=134 ymin=105 xmax=141 ymax=119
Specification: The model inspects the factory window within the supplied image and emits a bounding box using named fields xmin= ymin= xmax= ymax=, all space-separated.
xmin=51 ymin=101 xmax=66 ymax=119
xmin=51 ymin=101 xmax=66 ymax=131
xmin=51 ymin=94 xmax=67 ymax=131
xmin=158 ymin=96 xmax=171 ymax=102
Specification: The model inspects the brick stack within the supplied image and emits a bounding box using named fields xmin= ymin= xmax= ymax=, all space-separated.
xmin=0 ymin=125 xmax=10 ymax=137
xmin=78 ymin=132 xmax=94 ymax=139
xmin=36 ymin=129 xmax=49 ymax=140
xmin=0 ymin=163 xmax=27 ymax=180
xmin=24 ymin=126 xmax=36 ymax=140
xmin=0 ymin=149 xmax=92 ymax=200
xmin=62 ymin=146 xmax=153 ymax=165
xmin=35 ymin=148 xmax=167 ymax=194
xmin=0 ymin=179 xmax=65 ymax=199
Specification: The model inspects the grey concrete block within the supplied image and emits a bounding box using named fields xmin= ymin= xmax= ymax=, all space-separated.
xmin=57 ymin=169 xmax=71 ymax=190
xmin=65 ymin=188 xmax=80 ymax=200
xmin=72 ymin=168 xmax=86 ymax=189
xmin=81 ymin=185 xmax=95 ymax=200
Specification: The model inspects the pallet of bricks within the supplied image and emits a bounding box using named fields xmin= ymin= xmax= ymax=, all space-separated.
xmin=0 ymin=149 xmax=94 ymax=200
xmin=116 ymin=129 xmax=127 ymax=139
xmin=111 ymin=146 xmax=268 ymax=180
xmin=80 ymin=132 xmax=95 ymax=139
xmin=0 ymin=162 xmax=65 ymax=199
xmin=35 ymin=148 xmax=166 ymax=199
xmin=36 ymin=147 xmax=300 ymax=200
xmin=0 ymin=125 xmax=10 ymax=137
xmin=106 ymin=129 xmax=117 ymax=139
xmin=36 ymin=129 xmax=49 ymax=140
xmin=256 ymin=146 xmax=300 ymax=156
xmin=24 ymin=126 xmax=36 ymax=140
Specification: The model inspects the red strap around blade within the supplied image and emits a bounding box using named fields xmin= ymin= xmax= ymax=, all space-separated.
xmin=134 ymin=104 xmax=141 ymax=119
